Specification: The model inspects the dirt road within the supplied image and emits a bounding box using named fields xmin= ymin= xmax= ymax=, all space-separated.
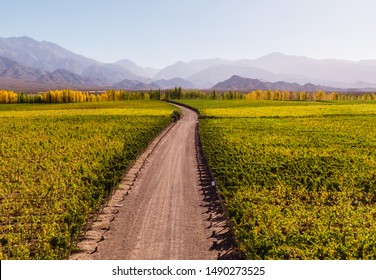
xmin=70 ymin=105 xmax=232 ymax=260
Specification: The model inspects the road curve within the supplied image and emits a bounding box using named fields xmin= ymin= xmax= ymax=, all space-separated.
xmin=72 ymin=105 xmax=225 ymax=260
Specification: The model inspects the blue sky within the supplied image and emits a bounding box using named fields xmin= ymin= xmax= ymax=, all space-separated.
xmin=2 ymin=0 xmax=376 ymax=68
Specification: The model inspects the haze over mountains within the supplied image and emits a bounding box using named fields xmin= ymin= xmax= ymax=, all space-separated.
xmin=211 ymin=75 xmax=338 ymax=92
xmin=1 ymin=36 xmax=376 ymax=91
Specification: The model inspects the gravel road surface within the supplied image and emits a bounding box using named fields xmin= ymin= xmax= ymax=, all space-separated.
xmin=70 ymin=105 xmax=232 ymax=260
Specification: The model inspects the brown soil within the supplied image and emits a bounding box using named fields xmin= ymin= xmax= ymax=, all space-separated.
xmin=70 ymin=105 xmax=235 ymax=260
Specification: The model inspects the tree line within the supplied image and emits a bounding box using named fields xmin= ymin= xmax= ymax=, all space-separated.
xmin=0 ymin=88 xmax=375 ymax=104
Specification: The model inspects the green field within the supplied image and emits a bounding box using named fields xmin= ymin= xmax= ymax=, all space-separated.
xmin=178 ymin=99 xmax=376 ymax=259
xmin=0 ymin=100 xmax=175 ymax=259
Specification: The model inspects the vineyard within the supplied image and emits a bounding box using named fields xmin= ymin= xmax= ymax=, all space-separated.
xmin=178 ymin=99 xmax=376 ymax=259
xmin=0 ymin=100 xmax=175 ymax=259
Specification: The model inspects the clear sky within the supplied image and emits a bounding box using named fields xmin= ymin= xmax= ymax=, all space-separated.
xmin=2 ymin=0 xmax=376 ymax=68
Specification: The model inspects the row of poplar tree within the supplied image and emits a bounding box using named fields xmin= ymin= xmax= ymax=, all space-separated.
xmin=0 ymin=88 xmax=375 ymax=104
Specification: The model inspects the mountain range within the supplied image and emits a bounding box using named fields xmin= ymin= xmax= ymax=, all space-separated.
xmin=1 ymin=36 xmax=376 ymax=91
xmin=211 ymin=75 xmax=338 ymax=92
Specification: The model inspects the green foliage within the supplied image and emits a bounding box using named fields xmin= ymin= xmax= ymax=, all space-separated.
xmin=179 ymin=99 xmax=376 ymax=259
xmin=170 ymin=110 xmax=182 ymax=122
xmin=0 ymin=100 xmax=174 ymax=259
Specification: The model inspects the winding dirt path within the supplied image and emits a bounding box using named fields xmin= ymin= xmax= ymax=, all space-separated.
xmin=70 ymin=105 xmax=233 ymax=260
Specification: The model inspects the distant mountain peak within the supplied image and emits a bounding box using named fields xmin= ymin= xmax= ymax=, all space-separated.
xmin=153 ymin=60 xmax=195 ymax=80
xmin=0 ymin=35 xmax=100 ymax=74
xmin=260 ymin=52 xmax=288 ymax=58
xmin=8 ymin=35 xmax=35 ymax=41
xmin=114 ymin=79 xmax=160 ymax=90
xmin=115 ymin=59 xmax=158 ymax=78
xmin=155 ymin=77 xmax=194 ymax=89
xmin=211 ymin=75 xmax=337 ymax=92
xmin=2 ymin=35 xmax=376 ymax=91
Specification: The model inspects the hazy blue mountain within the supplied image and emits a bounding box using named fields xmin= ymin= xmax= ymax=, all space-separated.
xmin=155 ymin=78 xmax=194 ymax=89
xmin=3 ymin=36 xmax=376 ymax=90
xmin=114 ymin=79 xmax=160 ymax=90
xmin=153 ymin=53 xmax=376 ymax=88
xmin=0 ymin=36 xmax=146 ymax=85
xmin=115 ymin=59 xmax=158 ymax=78
xmin=153 ymin=61 xmax=197 ymax=80
xmin=211 ymin=75 xmax=338 ymax=92
xmin=153 ymin=58 xmax=232 ymax=81
xmin=36 ymin=69 xmax=95 ymax=85
xmin=235 ymin=52 xmax=309 ymax=73
xmin=186 ymin=64 xmax=278 ymax=88
xmin=0 ymin=36 xmax=100 ymax=74
xmin=82 ymin=63 xmax=144 ymax=84
xmin=0 ymin=56 xmax=46 ymax=80
xmin=0 ymin=56 xmax=105 ymax=91
xmin=187 ymin=58 xmax=232 ymax=71
xmin=233 ymin=53 xmax=376 ymax=88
